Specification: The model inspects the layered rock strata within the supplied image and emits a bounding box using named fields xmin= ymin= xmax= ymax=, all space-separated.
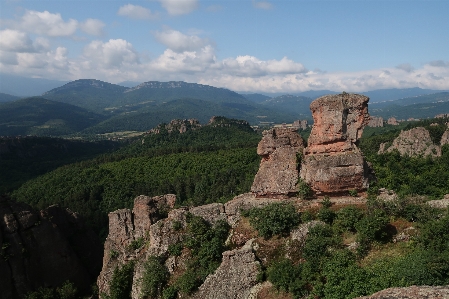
xmin=378 ymin=127 xmax=442 ymax=157
xmin=0 ymin=196 xmax=102 ymax=299
xmin=300 ymin=93 xmax=372 ymax=194
xmin=251 ymin=128 xmax=305 ymax=197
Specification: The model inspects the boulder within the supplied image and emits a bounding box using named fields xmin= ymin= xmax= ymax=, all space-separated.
xmin=300 ymin=93 xmax=372 ymax=194
xmin=441 ymin=130 xmax=449 ymax=147
xmin=251 ymin=128 xmax=305 ymax=197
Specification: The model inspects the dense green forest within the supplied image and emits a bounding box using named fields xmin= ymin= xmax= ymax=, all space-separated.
xmin=11 ymin=118 xmax=261 ymax=238
xmin=360 ymin=117 xmax=449 ymax=199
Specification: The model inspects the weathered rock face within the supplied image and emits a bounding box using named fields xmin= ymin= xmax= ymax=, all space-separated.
xmin=359 ymin=285 xmax=449 ymax=299
xmin=368 ymin=116 xmax=384 ymax=127
xmin=98 ymin=193 xmax=295 ymax=299
xmin=378 ymin=127 xmax=442 ymax=157
xmin=0 ymin=196 xmax=103 ymax=299
xmin=293 ymin=119 xmax=308 ymax=130
xmin=251 ymin=128 xmax=305 ymax=197
xmin=191 ymin=239 xmax=260 ymax=299
xmin=300 ymin=93 xmax=372 ymax=194
xmin=441 ymin=130 xmax=449 ymax=147
xmin=387 ymin=117 xmax=399 ymax=125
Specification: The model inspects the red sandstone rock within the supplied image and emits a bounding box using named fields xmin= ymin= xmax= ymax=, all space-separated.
xmin=251 ymin=128 xmax=305 ymax=197
xmin=300 ymin=93 xmax=372 ymax=194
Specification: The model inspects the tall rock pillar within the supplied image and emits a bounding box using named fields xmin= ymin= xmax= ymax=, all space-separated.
xmin=300 ymin=93 xmax=372 ymax=194
xmin=251 ymin=128 xmax=305 ymax=197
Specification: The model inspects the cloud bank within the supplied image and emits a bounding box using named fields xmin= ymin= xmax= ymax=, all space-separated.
xmin=1 ymin=10 xmax=448 ymax=93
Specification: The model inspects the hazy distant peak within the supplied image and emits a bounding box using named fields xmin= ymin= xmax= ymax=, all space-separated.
xmin=43 ymin=79 xmax=128 ymax=95
xmin=125 ymin=81 xmax=227 ymax=93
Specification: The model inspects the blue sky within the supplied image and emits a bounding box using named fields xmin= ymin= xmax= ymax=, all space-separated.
xmin=0 ymin=0 xmax=448 ymax=93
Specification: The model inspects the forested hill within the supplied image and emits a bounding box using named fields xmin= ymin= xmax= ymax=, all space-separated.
xmin=0 ymin=97 xmax=106 ymax=136
xmin=11 ymin=117 xmax=262 ymax=238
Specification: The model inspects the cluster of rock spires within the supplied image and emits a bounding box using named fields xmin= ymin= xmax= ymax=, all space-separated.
xmin=252 ymin=93 xmax=373 ymax=196
xmin=0 ymin=195 xmax=103 ymax=299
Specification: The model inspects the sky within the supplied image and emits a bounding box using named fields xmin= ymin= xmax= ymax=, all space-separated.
xmin=0 ymin=0 xmax=448 ymax=93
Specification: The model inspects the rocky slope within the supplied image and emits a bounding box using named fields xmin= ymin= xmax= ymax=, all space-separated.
xmin=0 ymin=195 xmax=103 ymax=299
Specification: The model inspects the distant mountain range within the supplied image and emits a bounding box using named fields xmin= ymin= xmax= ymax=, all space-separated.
xmin=0 ymin=75 xmax=448 ymax=137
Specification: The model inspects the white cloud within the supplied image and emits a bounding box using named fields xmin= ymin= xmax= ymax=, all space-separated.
xmin=252 ymin=0 xmax=273 ymax=10
xmin=20 ymin=10 xmax=78 ymax=37
xmin=159 ymin=0 xmax=198 ymax=16
xmin=83 ymin=39 xmax=140 ymax=68
xmin=80 ymin=19 xmax=105 ymax=36
xmin=428 ymin=60 xmax=449 ymax=68
xmin=396 ymin=63 xmax=414 ymax=73
xmin=219 ymin=55 xmax=307 ymax=77
xmin=0 ymin=29 xmax=34 ymax=52
xmin=117 ymin=4 xmax=158 ymax=20
xmin=153 ymin=29 xmax=209 ymax=52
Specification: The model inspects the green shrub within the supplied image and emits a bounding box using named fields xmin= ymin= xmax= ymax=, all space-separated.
xmin=141 ymin=256 xmax=169 ymax=298
xmin=300 ymin=210 xmax=315 ymax=222
xmin=25 ymin=281 xmax=78 ymax=299
xmin=129 ymin=237 xmax=144 ymax=251
xmin=302 ymin=224 xmax=340 ymax=270
xmin=106 ymin=262 xmax=134 ymax=299
xmin=298 ymin=179 xmax=312 ymax=199
xmin=245 ymin=203 xmax=300 ymax=238
xmin=355 ymin=209 xmax=389 ymax=256
xmin=168 ymin=243 xmax=183 ymax=256
xmin=162 ymin=286 xmax=177 ymax=299
xmin=317 ymin=207 xmax=336 ymax=225
xmin=267 ymin=258 xmax=307 ymax=297
xmin=334 ymin=206 xmax=363 ymax=232
xmin=349 ymin=189 xmax=358 ymax=197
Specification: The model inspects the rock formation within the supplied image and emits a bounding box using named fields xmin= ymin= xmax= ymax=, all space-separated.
xmin=300 ymin=93 xmax=372 ymax=194
xmin=359 ymin=285 xmax=449 ymax=299
xmin=368 ymin=116 xmax=384 ymax=127
xmin=0 ymin=195 xmax=103 ymax=299
xmin=191 ymin=239 xmax=260 ymax=299
xmin=378 ymin=127 xmax=442 ymax=157
xmin=387 ymin=117 xmax=399 ymax=125
xmin=98 ymin=192 xmax=286 ymax=299
xmin=251 ymin=128 xmax=305 ymax=197
xmin=292 ymin=119 xmax=308 ymax=130
xmin=441 ymin=130 xmax=449 ymax=147
xmin=148 ymin=119 xmax=200 ymax=134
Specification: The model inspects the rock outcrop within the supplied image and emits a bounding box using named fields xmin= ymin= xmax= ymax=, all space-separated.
xmin=441 ymin=130 xmax=449 ymax=146
xmin=251 ymin=128 xmax=305 ymax=197
xmin=148 ymin=119 xmax=200 ymax=134
xmin=292 ymin=119 xmax=308 ymax=130
xmin=0 ymin=196 xmax=103 ymax=299
xmin=378 ymin=127 xmax=442 ymax=157
xmin=98 ymin=193 xmax=291 ymax=299
xmin=368 ymin=116 xmax=384 ymax=127
xmin=300 ymin=93 xmax=372 ymax=194
xmin=387 ymin=117 xmax=399 ymax=125
xmin=191 ymin=239 xmax=260 ymax=299
xmin=358 ymin=285 xmax=449 ymax=299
